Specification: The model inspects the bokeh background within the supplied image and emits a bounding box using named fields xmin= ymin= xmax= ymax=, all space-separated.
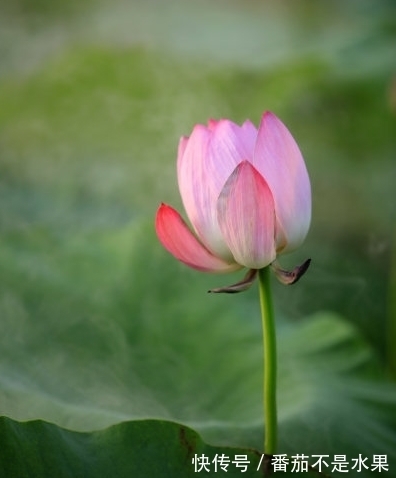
xmin=0 ymin=0 xmax=395 ymax=474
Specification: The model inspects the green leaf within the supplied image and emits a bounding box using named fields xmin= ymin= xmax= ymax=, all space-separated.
xmin=1 ymin=417 xmax=326 ymax=478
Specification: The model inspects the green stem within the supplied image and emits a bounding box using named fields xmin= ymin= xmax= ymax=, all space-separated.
xmin=258 ymin=266 xmax=277 ymax=455
xmin=388 ymin=226 xmax=396 ymax=379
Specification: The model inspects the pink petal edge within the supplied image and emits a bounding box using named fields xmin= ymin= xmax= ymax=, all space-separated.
xmin=254 ymin=111 xmax=311 ymax=252
xmin=155 ymin=203 xmax=240 ymax=273
xmin=177 ymin=136 xmax=189 ymax=164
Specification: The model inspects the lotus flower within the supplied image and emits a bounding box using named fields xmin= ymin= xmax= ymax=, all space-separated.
xmin=155 ymin=111 xmax=311 ymax=287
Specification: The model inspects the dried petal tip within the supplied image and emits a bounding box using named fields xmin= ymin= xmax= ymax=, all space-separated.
xmin=271 ymin=258 xmax=311 ymax=285
xmin=208 ymin=269 xmax=258 ymax=293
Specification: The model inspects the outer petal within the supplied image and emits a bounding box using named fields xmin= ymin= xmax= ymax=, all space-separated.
xmin=177 ymin=124 xmax=226 ymax=258
xmin=155 ymin=203 xmax=240 ymax=272
xmin=217 ymin=161 xmax=277 ymax=269
xmin=177 ymin=121 xmax=256 ymax=261
xmin=253 ymin=112 xmax=311 ymax=253
xmin=177 ymin=135 xmax=189 ymax=162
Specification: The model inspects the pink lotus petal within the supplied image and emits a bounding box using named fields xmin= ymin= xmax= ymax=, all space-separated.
xmin=177 ymin=124 xmax=230 ymax=259
xmin=241 ymin=119 xmax=258 ymax=138
xmin=207 ymin=119 xmax=219 ymax=130
xmin=207 ymin=119 xmax=257 ymax=196
xmin=217 ymin=161 xmax=277 ymax=269
xmin=155 ymin=203 xmax=240 ymax=272
xmin=177 ymin=119 xmax=259 ymax=262
xmin=177 ymin=136 xmax=189 ymax=163
xmin=253 ymin=112 xmax=311 ymax=253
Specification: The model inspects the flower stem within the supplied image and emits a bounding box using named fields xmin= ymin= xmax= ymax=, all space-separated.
xmin=258 ymin=266 xmax=277 ymax=455
xmin=387 ymin=225 xmax=396 ymax=378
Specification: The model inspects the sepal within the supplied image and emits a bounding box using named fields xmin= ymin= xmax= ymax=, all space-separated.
xmin=270 ymin=258 xmax=311 ymax=285
xmin=208 ymin=269 xmax=258 ymax=293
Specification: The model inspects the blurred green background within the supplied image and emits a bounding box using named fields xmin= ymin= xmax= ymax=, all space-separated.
xmin=0 ymin=0 xmax=395 ymax=473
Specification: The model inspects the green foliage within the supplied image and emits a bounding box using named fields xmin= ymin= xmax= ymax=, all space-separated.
xmin=0 ymin=220 xmax=395 ymax=476
xmin=0 ymin=417 xmax=331 ymax=477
